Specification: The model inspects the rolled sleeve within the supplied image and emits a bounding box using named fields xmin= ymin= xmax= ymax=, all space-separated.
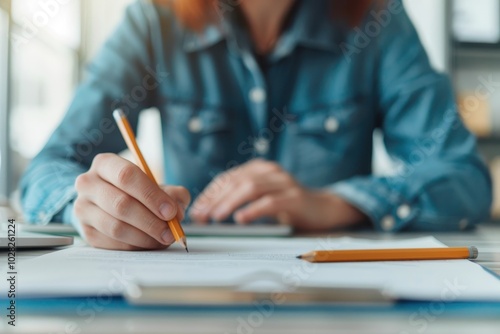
xmin=329 ymin=176 xmax=419 ymax=232
xmin=21 ymin=159 xmax=84 ymax=225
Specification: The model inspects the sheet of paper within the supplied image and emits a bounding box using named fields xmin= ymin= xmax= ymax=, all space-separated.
xmin=5 ymin=236 xmax=500 ymax=301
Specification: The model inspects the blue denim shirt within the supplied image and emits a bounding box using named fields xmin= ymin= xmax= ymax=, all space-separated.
xmin=20 ymin=0 xmax=492 ymax=232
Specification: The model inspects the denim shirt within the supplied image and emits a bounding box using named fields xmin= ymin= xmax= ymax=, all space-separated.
xmin=20 ymin=0 xmax=492 ymax=232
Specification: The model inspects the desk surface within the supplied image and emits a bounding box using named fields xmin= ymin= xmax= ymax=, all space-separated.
xmin=3 ymin=224 xmax=500 ymax=334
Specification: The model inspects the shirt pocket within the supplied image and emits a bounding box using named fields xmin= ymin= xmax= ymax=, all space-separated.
xmin=162 ymin=102 xmax=234 ymax=167
xmin=283 ymin=100 xmax=368 ymax=186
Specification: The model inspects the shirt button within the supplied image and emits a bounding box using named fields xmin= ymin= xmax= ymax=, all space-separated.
xmin=381 ymin=215 xmax=395 ymax=231
xmin=188 ymin=117 xmax=203 ymax=133
xmin=324 ymin=116 xmax=339 ymax=133
xmin=254 ymin=138 xmax=270 ymax=155
xmin=396 ymin=204 xmax=411 ymax=220
xmin=249 ymin=87 xmax=266 ymax=104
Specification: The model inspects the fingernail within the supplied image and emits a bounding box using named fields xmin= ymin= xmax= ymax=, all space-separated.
xmin=189 ymin=205 xmax=207 ymax=216
xmin=160 ymin=202 xmax=175 ymax=220
xmin=234 ymin=211 xmax=245 ymax=224
xmin=162 ymin=230 xmax=174 ymax=245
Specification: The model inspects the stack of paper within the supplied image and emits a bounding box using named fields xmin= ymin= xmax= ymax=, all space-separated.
xmin=5 ymin=237 xmax=500 ymax=302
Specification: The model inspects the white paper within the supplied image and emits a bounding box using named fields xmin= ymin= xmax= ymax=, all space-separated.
xmin=7 ymin=236 xmax=500 ymax=301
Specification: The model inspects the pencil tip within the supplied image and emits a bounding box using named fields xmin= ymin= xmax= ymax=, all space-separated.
xmin=185 ymin=247 xmax=189 ymax=253
xmin=296 ymin=255 xmax=302 ymax=259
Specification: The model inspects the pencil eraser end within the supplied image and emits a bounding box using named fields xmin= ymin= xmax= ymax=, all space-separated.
xmin=113 ymin=109 xmax=125 ymax=121
xmin=469 ymin=246 xmax=479 ymax=259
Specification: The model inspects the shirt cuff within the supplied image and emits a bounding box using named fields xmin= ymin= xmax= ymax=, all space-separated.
xmin=24 ymin=185 xmax=78 ymax=226
xmin=327 ymin=177 xmax=420 ymax=232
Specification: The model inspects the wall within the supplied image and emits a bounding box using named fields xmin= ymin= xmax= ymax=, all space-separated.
xmin=81 ymin=0 xmax=132 ymax=65
xmin=404 ymin=0 xmax=450 ymax=73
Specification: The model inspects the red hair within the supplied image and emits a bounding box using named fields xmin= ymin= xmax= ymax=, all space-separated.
xmin=155 ymin=0 xmax=374 ymax=31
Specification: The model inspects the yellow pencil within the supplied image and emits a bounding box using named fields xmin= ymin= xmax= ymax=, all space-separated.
xmin=297 ymin=247 xmax=478 ymax=263
xmin=113 ymin=109 xmax=188 ymax=252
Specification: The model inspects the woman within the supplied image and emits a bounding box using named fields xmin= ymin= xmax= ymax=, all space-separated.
xmin=21 ymin=0 xmax=492 ymax=250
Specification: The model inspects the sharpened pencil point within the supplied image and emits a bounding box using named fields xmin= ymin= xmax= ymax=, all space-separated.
xmin=178 ymin=238 xmax=188 ymax=252
xmin=296 ymin=255 xmax=302 ymax=259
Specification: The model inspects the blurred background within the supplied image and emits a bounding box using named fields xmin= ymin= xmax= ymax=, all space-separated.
xmin=1 ymin=0 xmax=500 ymax=221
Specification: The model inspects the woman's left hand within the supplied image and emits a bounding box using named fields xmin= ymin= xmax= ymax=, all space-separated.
xmin=189 ymin=159 xmax=367 ymax=231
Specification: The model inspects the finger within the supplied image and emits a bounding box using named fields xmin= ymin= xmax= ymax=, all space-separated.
xmin=191 ymin=159 xmax=278 ymax=209
xmin=81 ymin=225 xmax=168 ymax=251
xmin=160 ymin=185 xmax=191 ymax=221
xmin=190 ymin=160 xmax=283 ymax=221
xmin=243 ymin=158 xmax=284 ymax=174
xmin=233 ymin=192 xmax=292 ymax=224
xmin=209 ymin=173 xmax=294 ymax=222
xmin=78 ymin=173 xmax=175 ymax=245
xmin=76 ymin=199 xmax=172 ymax=249
xmin=160 ymin=186 xmax=191 ymax=208
xmin=92 ymin=153 xmax=178 ymax=221
xmin=190 ymin=172 xmax=235 ymax=222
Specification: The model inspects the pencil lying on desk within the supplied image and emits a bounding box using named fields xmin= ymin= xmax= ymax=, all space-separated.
xmin=297 ymin=247 xmax=478 ymax=263
xmin=113 ymin=109 xmax=188 ymax=252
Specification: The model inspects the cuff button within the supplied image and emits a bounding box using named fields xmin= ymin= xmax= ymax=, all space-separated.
xmin=381 ymin=215 xmax=395 ymax=231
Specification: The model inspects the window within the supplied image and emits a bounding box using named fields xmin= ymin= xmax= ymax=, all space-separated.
xmin=8 ymin=0 xmax=81 ymax=199
xmin=0 ymin=0 xmax=10 ymax=203
xmin=5 ymin=0 xmax=139 ymax=208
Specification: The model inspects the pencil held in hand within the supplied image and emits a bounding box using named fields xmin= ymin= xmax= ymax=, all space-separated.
xmin=297 ymin=247 xmax=478 ymax=263
xmin=112 ymin=109 xmax=188 ymax=252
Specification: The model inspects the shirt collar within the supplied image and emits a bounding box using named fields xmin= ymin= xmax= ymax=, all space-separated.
xmin=182 ymin=0 xmax=345 ymax=55
xmin=182 ymin=23 xmax=227 ymax=52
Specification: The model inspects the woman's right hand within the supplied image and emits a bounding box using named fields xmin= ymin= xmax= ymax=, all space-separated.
xmin=74 ymin=153 xmax=191 ymax=251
